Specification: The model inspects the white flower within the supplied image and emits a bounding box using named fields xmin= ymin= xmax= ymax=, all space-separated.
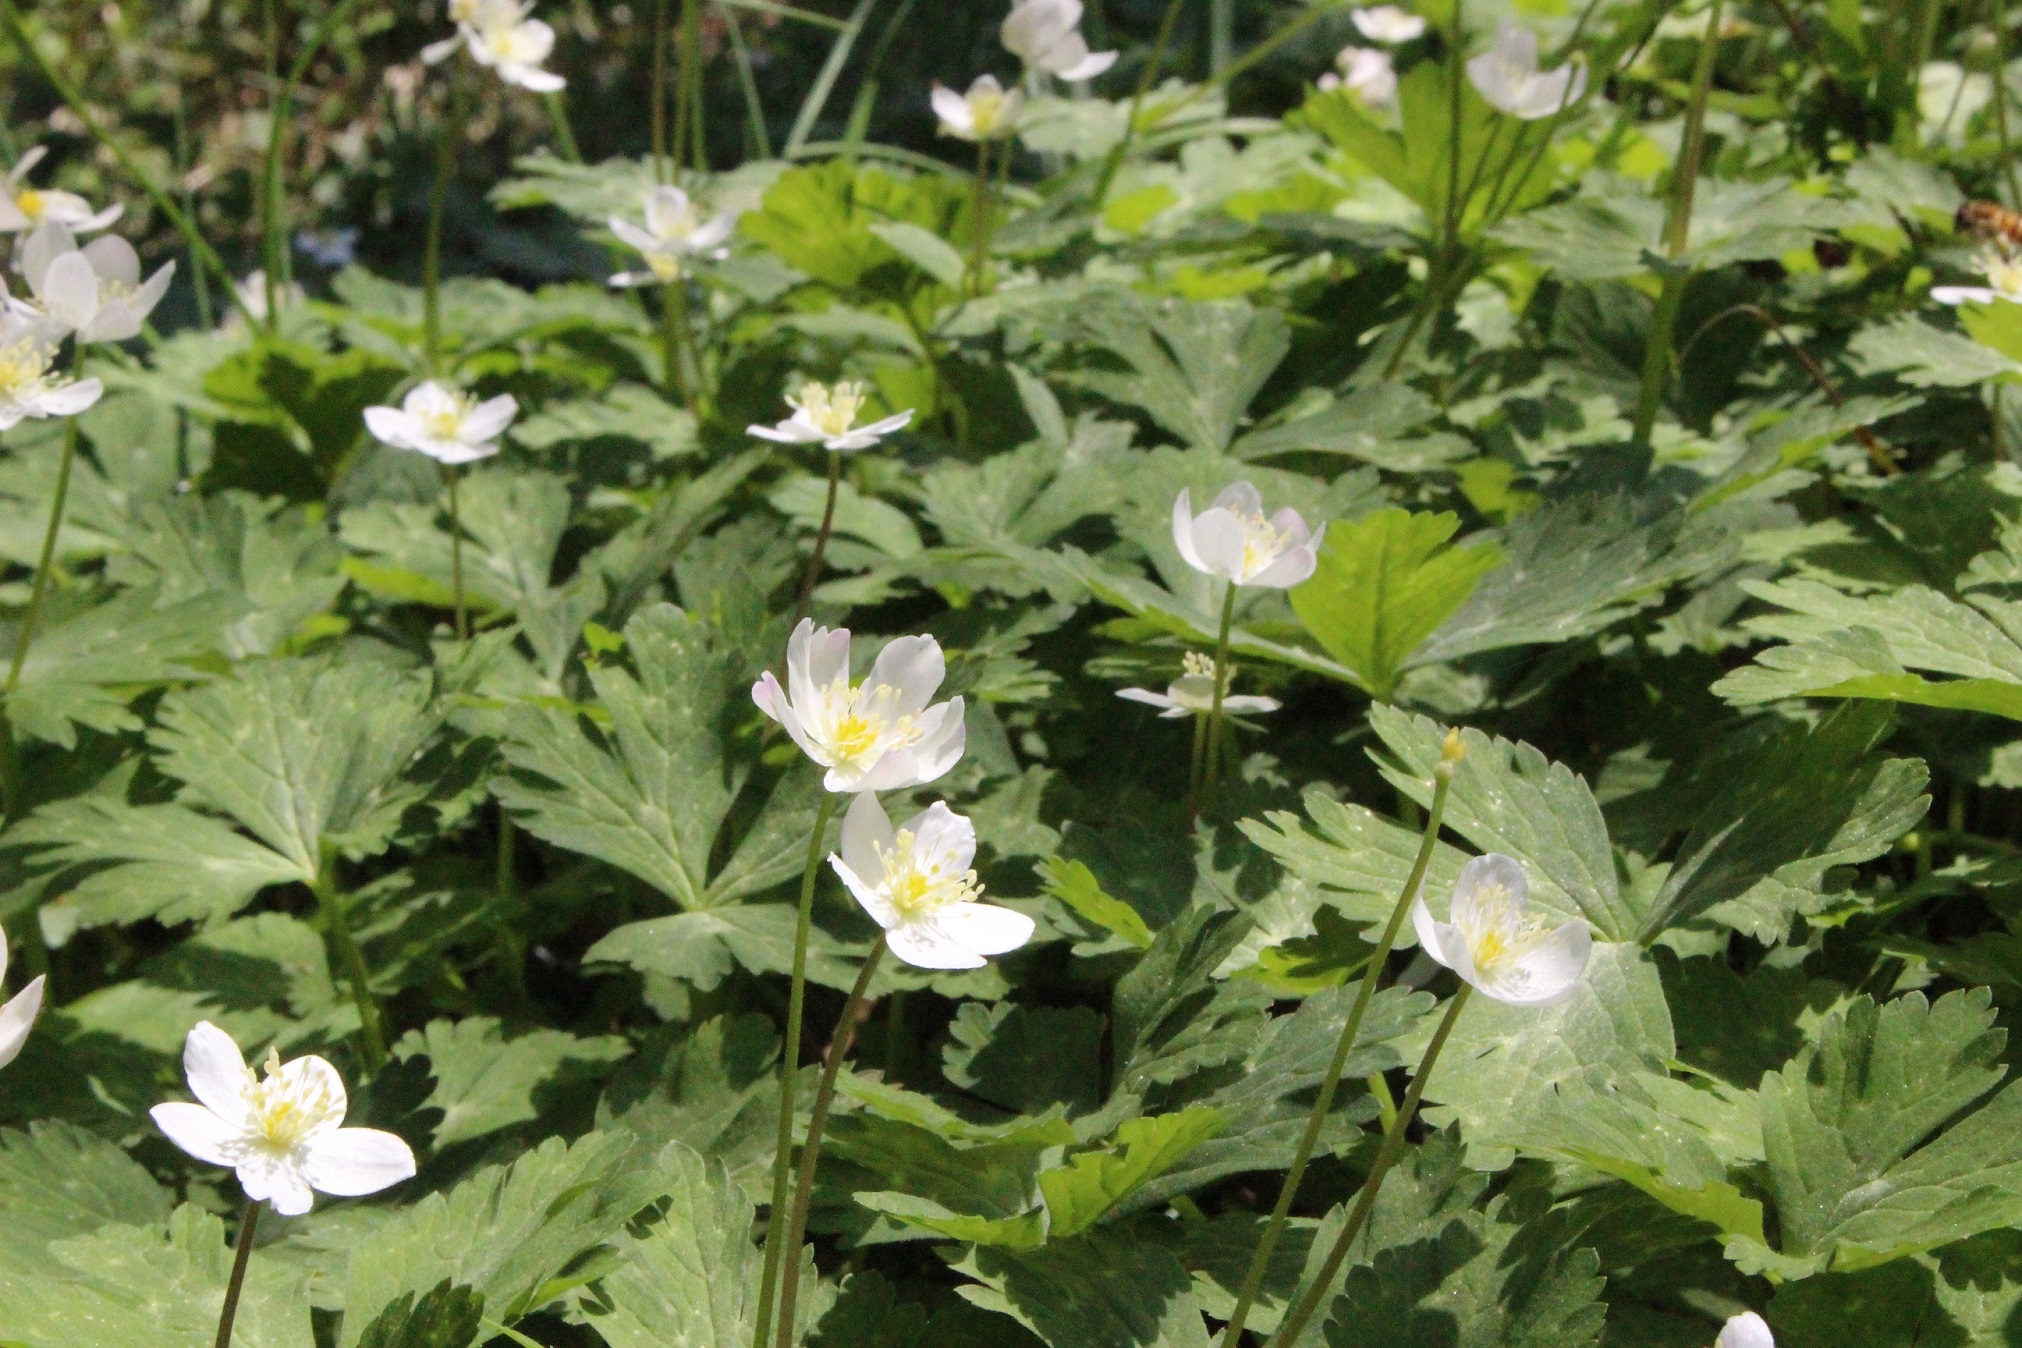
xmin=150 ymin=1022 xmax=416 ymax=1216
xmin=0 ymin=147 xmax=121 ymax=235
xmin=20 ymin=223 xmax=174 ymax=344
xmin=1351 ymin=5 xmax=1426 ymax=42
xmin=748 ymin=380 xmax=914 ymax=452
xmin=0 ymin=926 xmax=46 ymax=1072
xmin=1002 ymin=0 xmax=1118 ymax=81
xmin=753 ymin=620 xmax=966 ymax=793
xmin=1411 ymin=853 xmax=1592 ymax=1006
xmin=423 ymin=0 xmax=566 ymax=91
xmin=364 ymin=381 xmax=518 ymax=465
xmin=1117 ymin=651 xmax=1281 ymax=718
xmin=1318 ymin=46 xmax=1398 ymax=105
xmin=933 ymin=75 xmax=1024 ymax=141
xmin=1717 ymin=1313 xmax=1773 ymax=1348
xmin=224 ymin=270 xmax=306 ymax=332
xmin=1933 ymin=247 xmax=2022 ymax=305
xmin=0 ymin=314 xmax=102 ymax=431
xmin=1172 ymin=482 xmax=1325 ymax=588
xmin=608 ymin=186 xmax=739 ymax=287
xmin=1467 ymin=21 xmax=1588 ymax=120
xmin=830 ymin=794 xmax=1034 ymax=970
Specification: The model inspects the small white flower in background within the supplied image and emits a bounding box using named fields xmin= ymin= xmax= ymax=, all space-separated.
xmin=423 ymin=0 xmax=566 ymax=92
xmin=1716 ymin=1312 xmax=1773 ymax=1348
xmin=1351 ymin=5 xmax=1426 ymax=42
xmin=1412 ymin=853 xmax=1592 ymax=1006
xmin=150 ymin=1022 xmax=416 ymax=1216
xmin=364 ymin=381 xmax=518 ymax=465
xmin=0 ymin=926 xmax=46 ymax=1072
xmin=608 ymin=186 xmax=739 ymax=287
xmin=831 ymin=793 xmax=1034 ymax=970
xmin=19 ymin=223 xmax=174 ymax=344
xmin=0 ymin=147 xmax=121 ymax=236
xmin=1172 ymin=482 xmax=1326 ymax=588
xmin=224 ymin=271 xmax=307 ymax=333
xmin=1467 ymin=21 xmax=1588 ymax=120
xmin=1002 ymin=0 xmax=1118 ymax=81
xmin=748 ymin=379 xmax=914 ymax=452
xmin=0 ymin=313 xmax=102 ymax=431
xmin=1932 ymin=248 xmax=2022 ymax=305
xmin=1318 ymin=46 xmax=1398 ymax=105
xmin=933 ymin=75 xmax=1024 ymax=141
xmin=753 ymin=620 xmax=967 ymax=793
xmin=1117 ymin=651 xmax=1281 ymax=719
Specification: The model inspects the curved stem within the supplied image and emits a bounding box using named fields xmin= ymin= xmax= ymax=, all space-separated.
xmin=1199 ymin=582 xmax=1239 ymax=807
xmin=1265 ymin=986 xmax=1475 ymax=1348
xmin=788 ymin=452 xmax=843 ymax=635
xmin=213 ymin=1198 xmax=264 ymax=1348
xmin=772 ymin=936 xmax=886 ymax=1348
xmin=1219 ymin=762 xmax=1458 ymax=1346
xmin=312 ymin=852 xmax=387 ymax=1073
xmin=751 ymin=788 xmax=840 ymax=1348
xmin=7 ymin=348 xmax=87 ymax=699
xmin=1091 ymin=0 xmax=1188 ymax=210
xmin=260 ymin=0 xmax=368 ymax=333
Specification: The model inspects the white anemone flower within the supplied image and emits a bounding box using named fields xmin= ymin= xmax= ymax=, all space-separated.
xmin=1412 ymin=853 xmax=1592 ymax=1006
xmin=0 ymin=926 xmax=46 ymax=1072
xmin=20 ymin=224 xmax=174 ymax=344
xmin=1351 ymin=5 xmax=1426 ymax=42
xmin=364 ymin=381 xmax=518 ymax=465
xmin=0 ymin=147 xmax=121 ymax=235
xmin=752 ymin=620 xmax=967 ymax=793
xmin=1717 ymin=1313 xmax=1773 ymax=1348
xmin=608 ymin=186 xmax=739 ymax=287
xmin=933 ymin=75 xmax=1024 ymax=141
xmin=830 ymin=793 xmax=1034 ymax=970
xmin=1467 ymin=21 xmax=1588 ymax=120
xmin=0 ymin=314 xmax=102 ymax=431
xmin=1933 ymin=248 xmax=2022 ymax=305
xmin=1172 ymin=482 xmax=1326 ymax=589
xmin=424 ymin=0 xmax=566 ymax=91
xmin=1318 ymin=46 xmax=1399 ymax=105
xmin=1117 ymin=651 xmax=1281 ymax=718
xmin=748 ymin=380 xmax=914 ymax=452
xmin=150 ymin=1022 xmax=416 ymax=1216
xmin=1002 ymin=0 xmax=1118 ymax=81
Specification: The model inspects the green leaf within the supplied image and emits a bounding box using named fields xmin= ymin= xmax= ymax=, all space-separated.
xmin=957 ymin=1232 xmax=1213 ymax=1348
xmin=394 ymin=1017 xmax=631 ymax=1148
xmin=1241 ymin=786 xmax=1472 ymax=936
xmin=1289 ymin=510 xmax=1503 ymax=698
xmin=599 ymin=1014 xmax=786 ymax=1189
xmin=1037 ymin=856 xmax=1154 ymax=950
xmin=943 ymin=1002 xmax=1107 ymax=1115
xmin=354 ymin=1281 xmax=485 ymax=1348
xmin=0 ymin=1121 xmax=173 ymax=1275
xmin=1849 ymin=315 xmax=2022 ymax=387
xmin=1058 ymin=295 xmax=1290 ymax=453
xmin=1039 ymin=1109 xmax=1225 ymax=1238
xmin=868 ymin=221 xmax=968 ymax=289
xmin=511 ymin=383 xmax=698 ymax=459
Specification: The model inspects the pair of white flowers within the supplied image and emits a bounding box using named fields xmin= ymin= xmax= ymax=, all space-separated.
xmin=755 ymin=621 xmax=1034 ymax=970
xmin=933 ymin=0 xmax=1116 ymax=142
xmin=1319 ymin=7 xmax=1426 ymax=105
xmin=423 ymin=0 xmax=565 ymax=92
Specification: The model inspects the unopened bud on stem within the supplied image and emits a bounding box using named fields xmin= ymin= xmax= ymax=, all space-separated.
xmin=1436 ymin=726 xmax=1467 ymax=780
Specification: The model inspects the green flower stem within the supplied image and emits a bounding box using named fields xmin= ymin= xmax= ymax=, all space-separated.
xmin=444 ymin=465 xmax=468 ymax=641
xmin=261 ymin=0 xmax=370 ymax=331
xmin=772 ymin=935 xmax=887 ymax=1348
xmin=312 ymin=851 xmax=387 ymax=1073
xmin=672 ymin=0 xmax=702 ymax=171
xmin=1188 ymin=710 xmax=1210 ymax=801
xmin=543 ymin=92 xmax=585 ymax=164
xmin=213 ymin=1197 xmax=264 ymax=1348
xmin=423 ymin=73 xmax=465 ymax=376
xmin=652 ymin=0 xmax=674 ymax=181
xmin=662 ymin=280 xmax=698 ymax=412
xmin=788 ymin=452 xmax=844 ymax=638
xmin=494 ymin=811 xmax=530 ymax=1016
xmin=1200 ymin=582 xmax=1239 ymax=802
xmin=1264 ymin=985 xmax=1476 ymax=1348
xmin=261 ymin=0 xmax=280 ymax=321
xmin=7 ymin=348 xmax=88 ymax=702
xmin=1217 ymin=747 xmax=1460 ymax=1347
xmin=1210 ymin=0 xmax=1234 ymax=75
xmin=174 ymin=90 xmax=213 ymax=330
xmin=752 ymin=788 xmax=840 ymax=1348
xmin=1090 ymin=0 xmax=1188 ymax=210
xmin=968 ymin=137 xmax=993 ymax=299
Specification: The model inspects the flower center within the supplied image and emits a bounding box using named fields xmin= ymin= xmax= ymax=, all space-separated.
xmin=420 ymin=392 xmax=474 ymax=440
xmin=246 ymin=1048 xmax=341 ymax=1151
xmin=969 ymin=89 xmax=1009 ymax=134
xmin=793 ymin=380 xmax=870 ymax=438
xmin=14 ymin=189 xmax=43 ymax=221
xmin=814 ymin=676 xmax=920 ymax=769
xmin=1235 ymin=510 xmax=1294 ymax=578
xmin=647 ymin=252 xmax=685 ymax=281
xmin=876 ymin=828 xmax=983 ymax=921
xmin=1455 ymin=881 xmax=1544 ymax=978
xmin=450 ymin=0 xmax=481 ymax=19
xmin=1981 ymin=249 xmax=2022 ymax=300
xmin=0 ymin=340 xmax=56 ymax=402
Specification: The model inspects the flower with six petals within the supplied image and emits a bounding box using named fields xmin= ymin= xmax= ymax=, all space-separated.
xmin=364 ymin=381 xmax=518 ymax=465
xmin=608 ymin=186 xmax=739 ymax=287
xmin=1467 ymin=21 xmax=1588 ymax=120
xmin=830 ymin=793 xmax=1034 ymax=970
xmin=1412 ymin=853 xmax=1592 ymax=1006
xmin=1172 ymin=482 xmax=1325 ymax=588
xmin=0 ymin=926 xmax=45 ymax=1072
xmin=748 ymin=380 xmax=914 ymax=452
xmin=753 ymin=620 xmax=967 ymax=794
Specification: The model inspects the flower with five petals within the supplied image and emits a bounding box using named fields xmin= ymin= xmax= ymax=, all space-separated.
xmin=831 ymin=793 xmax=1034 ymax=970
xmin=1117 ymin=651 xmax=1281 ymax=718
xmin=1412 ymin=853 xmax=1592 ymax=1006
xmin=608 ymin=186 xmax=739 ymax=287
xmin=753 ymin=620 xmax=966 ymax=793
xmin=1467 ymin=21 xmax=1588 ymax=120
xmin=933 ymin=75 xmax=1024 ymax=141
xmin=364 ymin=381 xmax=518 ymax=465
xmin=1172 ymin=482 xmax=1325 ymax=589
xmin=748 ymin=380 xmax=914 ymax=452
xmin=20 ymin=223 xmax=175 ymax=344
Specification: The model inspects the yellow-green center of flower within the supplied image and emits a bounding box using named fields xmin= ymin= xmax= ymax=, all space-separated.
xmin=1981 ymin=249 xmax=2022 ymax=301
xmin=1454 ymin=880 xmax=1544 ymax=978
xmin=875 ymin=828 xmax=983 ymax=921
xmin=419 ymin=391 xmax=476 ymax=441
xmin=968 ymin=88 xmax=1011 ymax=136
xmin=1235 ymin=510 xmax=1294 ymax=578
xmin=814 ymin=675 xmax=920 ymax=769
xmin=0 ymin=340 xmax=58 ymax=403
xmin=792 ymin=380 xmax=871 ymax=438
xmin=14 ymin=189 xmax=43 ymax=221
xmin=247 ymin=1048 xmax=341 ymax=1150
xmin=450 ymin=0 xmax=481 ymax=20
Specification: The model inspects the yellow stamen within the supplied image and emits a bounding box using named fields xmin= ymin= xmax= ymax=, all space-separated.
xmin=14 ymin=189 xmax=43 ymax=221
xmin=791 ymin=380 xmax=872 ymax=439
xmin=876 ymin=828 xmax=983 ymax=921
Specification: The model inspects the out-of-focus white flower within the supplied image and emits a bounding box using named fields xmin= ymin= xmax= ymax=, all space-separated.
xmin=608 ymin=186 xmax=739 ymax=287
xmin=150 ymin=1022 xmax=416 ymax=1216
xmin=1002 ymin=0 xmax=1117 ymax=81
xmin=1467 ymin=21 xmax=1588 ymax=120
xmin=0 ymin=314 xmax=101 ymax=431
xmin=1118 ymin=651 xmax=1281 ymax=718
xmin=1933 ymin=247 xmax=2022 ymax=305
xmin=1716 ymin=1313 xmax=1773 ymax=1348
xmin=830 ymin=793 xmax=1034 ymax=970
xmin=224 ymin=271 xmax=307 ymax=333
xmin=748 ymin=380 xmax=914 ymax=452
xmin=423 ymin=0 xmax=565 ymax=91
xmin=364 ymin=381 xmax=517 ymax=465
xmin=933 ymin=75 xmax=1024 ymax=141
xmin=1351 ymin=5 xmax=1425 ymax=42
xmin=20 ymin=224 xmax=174 ymax=344
xmin=753 ymin=620 xmax=967 ymax=793
xmin=0 ymin=926 xmax=45 ymax=1071
xmin=1318 ymin=46 xmax=1399 ymax=105
xmin=1412 ymin=853 xmax=1592 ymax=1006
xmin=1172 ymin=482 xmax=1325 ymax=588
xmin=0 ymin=147 xmax=121 ymax=235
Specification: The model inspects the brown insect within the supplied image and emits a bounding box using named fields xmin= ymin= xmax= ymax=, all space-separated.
xmin=1957 ymin=199 xmax=2022 ymax=251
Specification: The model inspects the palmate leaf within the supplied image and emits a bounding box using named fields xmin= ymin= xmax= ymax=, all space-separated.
xmin=943 ymin=1002 xmax=1107 ymax=1115
xmin=1849 ymin=314 xmax=2022 ymax=388
xmin=1057 ymin=294 xmax=1290 ymax=453
xmin=511 ymin=383 xmax=699 ymax=460
xmin=956 ymin=1232 xmax=1213 ymax=1348
xmin=1242 ymin=786 xmax=1472 ymax=936
xmin=394 ymin=1016 xmax=631 ymax=1148
xmin=341 ymin=469 xmax=576 ymax=617
xmin=599 ymin=1013 xmax=787 ymax=1189
xmin=0 ymin=1121 xmax=172 ymax=1275
xmin=1038 ymin=1109 xmax=1225 ymax=1238
xmin=354 ymin=1280 xmax=485 ymax=1348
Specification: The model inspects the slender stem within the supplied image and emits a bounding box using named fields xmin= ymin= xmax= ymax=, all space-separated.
xmin=260 ymin=0 xmax=369 ymax=325
xmin=493 ymin=810 xmax=529 ymax=1015
xmin=968 ymin=137 xmax=993 ymax=298
xmin=543 ymin=91 xmax=584 ymax=163
xmin=684 ymin=0 xmax=708 ymax=169
xmin=652 ymin=0 xmax=673 ymax=181
xmin=213 ymin=1198 xmax=264 ymax=1348
xmin=1199 ymin=582 xmax=1239 ymax=805
xmin=719 ymin=2 xmax=773 ymax=159
xmin=445 ymin=466 xmax=467 ymax=641
xmin=1210 ymin=0 xmax=1234 ymax=75
xmin=423 ymin=74 xmax=463 ymax=375
xmin=1187 ymin=709 xmax=1209 ymax=801
xmin=1219 ymin=753 xmax=1460 ymax=1346
xmin=312 ymin=853 xmax=387 ymax=1073
xmin=261 ymin=0 xmax=281 ymax=325
xmin=1995 ymin=0 xmax=2022 ymax=207
xmin=751 ymin=789 xmax=841 ymax=1348
xmin=1440 ymin=0 xmax=1467 ymax=262
xmin=7 ymin=349 xmax=86 ymax=699
xmin=660 ymin=279 xmax=697 ymax=411
xmin=1265 ymin=986 xmax=1476 ymax=1348
xmin=773 ymin=936 xmax=887 ymax=1348
xmin=673 ymin=0 xmax=702 ymax=172
xmin=174 ymin=89 xmax=213 ymax=330
xmin=789 ymin=452 xmax=843 ymax=633
xmin=1091 ymin=0 xmax=1188 ymax=209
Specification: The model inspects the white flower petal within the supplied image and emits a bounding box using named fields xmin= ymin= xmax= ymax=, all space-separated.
xmin=866 ymin=633 xmax=946 ymax=716
xmin=1221 ymin=694 xmax=1281 ymax=714
xmin=36 ymin=377 xmax=101 ymax=418
xmin=1717 ymin=1312 xmax=1774 ymax=1348
xmin=839 ymin=790 xmax=895 ymax=880
xmin=40 ymin=251 xmax=99 ymax=330
xmin=1450 ymin=853 xmax=1528 ymax=928
xmin=301 ymin=1127 xmax=417 ymax=1197
xmin=1245 ymin=545 xmax=1320 ymax=590
xmin=904 ymin=801 xmax=977 ymax=874
xmin=749 ymin=420 xmax=827 ymax=443
xmin=1486 ymin=920 xmax=1591 ymax=1006
xmin=0 ymin=974 xmax=44 ymax=1068
xmin=934 ymin=903 xmax=1035 ymax=958
xmin=886 ymin=917 xmax=988 ymax=970
xmin=364 ymin=406 xmax=421 ymax=449
xmin=1212 ymin=481 xmax=1266 ymax=516
xmin=81 ymin=234 xmax=140 ymax=287
xmin=1056 ymin=48 xmax=1118 ymax=80
xmin=1117 ymin=686 xmax=1179 ymax=709
xmin=272 ymin=1053 xmax=348 ymax=1133
xmin=151 ymin=1101 xmax=243 ymax=1168
xmin=183 ymin=1021 xmax=254 ymax=1127
xmin=1171 ymin=488 xmax=1209 ymax=572
xmin=239 ymin=1150 xmax=317 ymax=1215
xmin=1933 ymin=285 xmax=2003 ymax=305
xmin=933 ymin=84 xmax=975 ymax=134
xmin=1186 ymin=507 xmax=1249 ymax=581
xmin=460 ymin=393 xmax=519 ymax=443
xmin=831 ymin=853 xmax=902 ymax=930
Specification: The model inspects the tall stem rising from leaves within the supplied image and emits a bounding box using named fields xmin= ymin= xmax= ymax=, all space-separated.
xmin=969 ymin=137 xmax=994 ymax=298
xmin=789 ymin=452 xmax=843 ymax=639
xmin=213 ymin=1198 xmax=264 ymax=1348
xmin=1199 ymin=582 xmax=1239 ymax=805
xmin=313 ymin=850 xmax=387 ymax=1073
xmin=423 ymin=74 xmax=465 ymax=376
xmin=7 ymin=348 xmax=87 ymax=702
xmin=1218 ymin=731 xmax=1464 ymax=1346
xmin=652 ymin=0 xmax=674 ymax=181
xmin=445 ymin=465 xmax=467 ymax=641
xmin=1091 ymin=0 xmax=1188 ymax=209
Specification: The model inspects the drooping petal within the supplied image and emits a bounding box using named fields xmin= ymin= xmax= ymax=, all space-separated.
xmin=301 ymin=1127 xmax=417 ymax=1197
xmin=610 ymin=217 xmax=663 ymax=255
xmin=0 ymin=974 xmax=44 ymax=1068
xmin=748 ymin=419 xmax=828 ymax=444
xmin=855 ymin=409 xmax=915 ymax=439
xmin=183 ymin=1021 xmax=254 ymax=1127
xmin=886 ymin=916 xmax=989 ymax=970
xmin=1221 ymin=694 xmax=1282 ymax=714
xmin=839 ymin=790 xmax=895 ymax=882
xmin=1488 ymin=920 xmax=1591 ymax=1007
xmin=505 ymin=64 xmax=567 ymax=92
xmin=935 ymin=903 xmax=1035 ymax=958
xmin=1116 ymin=687 xmax=1179 ymax=710
xmin=150 ymin=1101 xmax=244 ymax=1168
xmin=831 ymin=853 xmax=902 ymax=931
xmin=865 ymin=633 xmax=946 ymax=716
